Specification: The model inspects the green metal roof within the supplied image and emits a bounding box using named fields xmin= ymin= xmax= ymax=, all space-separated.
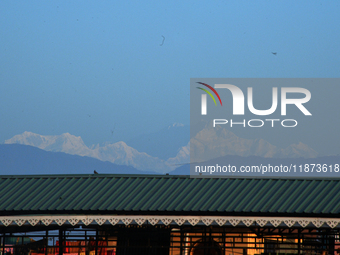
xmin=0 ymin=174 xmax=339 ymax=217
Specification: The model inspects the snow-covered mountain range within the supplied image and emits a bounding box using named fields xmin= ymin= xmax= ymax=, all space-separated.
xmin=4 ymin=124 xmax=318 ymax=174
xmin=5 ymin=131 xmax=175 ymax=173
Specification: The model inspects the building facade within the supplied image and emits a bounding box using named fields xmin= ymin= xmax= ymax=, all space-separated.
xmin=0 ymin=174 xmax=339 ymax=255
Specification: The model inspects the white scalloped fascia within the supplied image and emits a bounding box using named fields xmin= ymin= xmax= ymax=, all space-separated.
xmin=0 ymin=215 xmax=338 ymax=229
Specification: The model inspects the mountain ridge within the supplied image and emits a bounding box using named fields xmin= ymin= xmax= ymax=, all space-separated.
xmin=4 ymin=125 xmax=319 ymax=174
xmin=5 ymin=132 xmax=173 ymax=173
xmin=0 ymin=144 xmax=155 ymax=175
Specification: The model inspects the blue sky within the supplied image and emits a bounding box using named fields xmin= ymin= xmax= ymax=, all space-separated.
xmin=1 ymin=1 xmax=339 ymax=146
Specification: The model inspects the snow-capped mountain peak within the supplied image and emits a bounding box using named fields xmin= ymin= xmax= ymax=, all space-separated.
xmin=5 ymin=132 xmax=91 ymax=156
xmin=4 ymin=132 xmax=174 ymax=173
xmin=4 ymin=127 xmax=318 ymax=175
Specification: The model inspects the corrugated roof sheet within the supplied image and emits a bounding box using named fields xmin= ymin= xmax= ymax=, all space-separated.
xmin=0 ymin=174 xmax=339 ymax=217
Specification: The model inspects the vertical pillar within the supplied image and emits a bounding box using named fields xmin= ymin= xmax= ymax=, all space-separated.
xmin=85 ymin=230 xmax=88 ymax=255
xmin=204 ymin=226 xmax=207 ymax=255
xmin=242 ymin=232 xmax=247 ymax=255
xmin=222 ymin=227 xmax=226 ymax=255
xmin=2 ymin=232 xmax=4 ymax=255
xmin=95 ymin=229 xmax=98 ymax=255
xmin=329 ymin=233 xmax=335 ymax=255
xmin=298 ymin=229 xmax=301 ymax=255
xmin=45 ymin=231 xmax=48 ymax=255
xmin=59 ymin=229 xmax=63 ymax=255
xmin=180 ymin=227 xmax=183 ymax=255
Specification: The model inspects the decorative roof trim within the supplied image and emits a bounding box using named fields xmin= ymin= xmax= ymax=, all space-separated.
xmin=0 ymin=215 xmax=339 ymax=228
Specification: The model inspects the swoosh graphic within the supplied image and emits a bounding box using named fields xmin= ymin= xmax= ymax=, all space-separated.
xmin=197 ymin=82 xmax=222 ymax=106
xmin=197 ymin=87 xmax=217 ymax=106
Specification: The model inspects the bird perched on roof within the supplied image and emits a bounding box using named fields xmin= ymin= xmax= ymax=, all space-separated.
xmin=94 ymin=170 xmax=98 ymax=174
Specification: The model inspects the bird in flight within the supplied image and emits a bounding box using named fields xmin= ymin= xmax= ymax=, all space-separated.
xmin=272 ymin=52 xmax=277 ymax=55
xmin=160 ymin=35 xmax=165 ymax=46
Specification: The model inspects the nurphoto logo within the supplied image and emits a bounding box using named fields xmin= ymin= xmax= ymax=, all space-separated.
xmin=190 ymin=78 xmax=340 ymax=178
xmin=196 ymin=81 xmax=312 ymax=128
